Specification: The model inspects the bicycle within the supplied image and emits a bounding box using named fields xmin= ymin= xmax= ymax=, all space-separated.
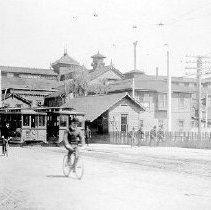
xmin=62 ymin=145 xmax=84 ymax=179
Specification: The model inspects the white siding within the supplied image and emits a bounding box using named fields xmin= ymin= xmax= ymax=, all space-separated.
xmin=108 ymin=98 xmax=141 ymax=132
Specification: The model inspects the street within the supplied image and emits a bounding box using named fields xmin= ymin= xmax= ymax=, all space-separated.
xmin=0 ymin=144 xmax=211 ymax=210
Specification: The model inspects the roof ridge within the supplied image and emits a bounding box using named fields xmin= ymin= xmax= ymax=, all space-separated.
xmin=72 ymin=92 xmax=126 ymax=99
xmin=0 ymin=65 xmax=51 ymax=70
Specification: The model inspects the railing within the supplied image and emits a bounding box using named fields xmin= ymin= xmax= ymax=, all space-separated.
xmin=91 ymin=131 xmax=211 ymax=149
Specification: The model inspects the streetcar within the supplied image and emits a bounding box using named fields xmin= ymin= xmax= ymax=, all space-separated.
xmin=0 ymin=108 xmax=47 ymax=143
xmin=0 ymin=107 xmax=85 ymax=145
xmin=35 ymin=107 xmax=85 ymax=144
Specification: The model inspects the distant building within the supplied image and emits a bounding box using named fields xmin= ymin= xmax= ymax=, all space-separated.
xmin=51 ymin=51 xmax=84 ymax=82
xmin=88 ymin=51 xmax=124 ymax=85
xmin=1 ymin=66 xmax=58 ymax=107
xmin=108 ymin=78 xmax=194 ymax=132
xmin=61 ymin=92 xmax=145 ymax=134
xmin=2 ymin=93 xmax=31 ymax=108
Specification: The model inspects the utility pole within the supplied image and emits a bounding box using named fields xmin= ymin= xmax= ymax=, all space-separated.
xmin=132 ymin=41 xmax=138 ymax=99
xmin=205 ymin=93 xmax=208 ymax=131
xmin=185 ymin=55 xmax=210 ymax=140
xmin=197 ymin=57 xmax=202 ymax=137
xmin=133 ymin=41 xmax=138 ymax=70
xmin=167 ymin=50 xmax=171 ymax=131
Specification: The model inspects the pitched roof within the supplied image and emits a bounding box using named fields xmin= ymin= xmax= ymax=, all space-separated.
xmin=128 ymin=74 xmax=197 ymax=83
xmin=52 ymin=53 xmax=80 ymax=66
xmin=124 ymin=69 xmax=145 ymax=75
xmin=108 ymin=78 xmax=195 ymax=93
xmin=1 ymin=76 xmax=59 ymax=91
xmin=61 ymin=92 xmax=144 ymax=121
xmin=45 ymin=85 xmax=66 ymax=98
xmin=4 ymin=93 xmax=32 ymax=105
xmin=91 ymin=51 xmax=106 ymax=58
xmin=0 ymin=66 xmax=57 ymax=76
xmin=88 ymin=65 xmax=124 ymax=81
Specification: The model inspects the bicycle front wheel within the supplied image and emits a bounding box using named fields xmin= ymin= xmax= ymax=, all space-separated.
xmin=62 ymin=155 xmax=71 ymax=177
xmin=74 ymin=157 xmax=84 ymax=179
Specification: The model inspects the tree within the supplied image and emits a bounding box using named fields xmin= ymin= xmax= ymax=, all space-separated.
xmin=88 ymin=78 xmax=109 ymax=95
xmin=64 ymin=69 xmax=89 ymax=97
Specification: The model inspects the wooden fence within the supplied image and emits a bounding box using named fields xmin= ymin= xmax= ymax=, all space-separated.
xmin=91 ymin=131 xmax=211 ymax=149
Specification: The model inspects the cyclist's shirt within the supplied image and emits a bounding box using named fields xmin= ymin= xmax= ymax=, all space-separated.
xmin=65 ymin=127 xmax=82 ymax=145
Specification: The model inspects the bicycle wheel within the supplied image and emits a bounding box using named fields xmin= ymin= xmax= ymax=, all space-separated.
xmin=74 ymin=156 xmax=84 ymax=179
xmin=62 ymin=154 xmax=72 ymax=177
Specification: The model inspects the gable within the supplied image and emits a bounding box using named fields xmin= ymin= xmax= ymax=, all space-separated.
xmin=109 ymin=97 xmax=142 ymax=114
xmin=3 ymin=96 xmax=31 ymax=108
xmin=89 ymin=70 xmax=122 ymax=85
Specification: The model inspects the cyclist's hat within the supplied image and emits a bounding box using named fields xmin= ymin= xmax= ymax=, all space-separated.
xmin=71 ymin=117 xmax=80 ymax=124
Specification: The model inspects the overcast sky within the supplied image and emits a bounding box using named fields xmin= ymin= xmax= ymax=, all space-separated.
xmin=0 ymin=0 xmax=211 ymax=76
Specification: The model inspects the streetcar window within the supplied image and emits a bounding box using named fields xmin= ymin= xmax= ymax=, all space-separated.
xmin=35 ymin=116 xmax=39 ymax=127
xmin=39 ymin=115 xmax=45 ymax=126
xmin=60 ymin=115 xmax=67 ymax=127
xmin=23 ymin=115 xmax=30 ymax=126
xmin=31 ymin=115 xmax=36 ymax=128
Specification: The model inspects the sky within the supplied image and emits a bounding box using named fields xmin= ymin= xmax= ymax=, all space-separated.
xmin=0 ymin=0 xmax=211 ymax=76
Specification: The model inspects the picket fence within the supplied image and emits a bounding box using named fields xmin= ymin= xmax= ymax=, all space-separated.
xmin=91 ymin=131 xmax=211 ymax=149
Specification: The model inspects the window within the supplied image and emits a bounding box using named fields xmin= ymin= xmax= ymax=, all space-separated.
xmin=31 ymin=115 xmax=36 ymax=128
xmin=158 ymin=94 xmax=167 ymax=109
xmin=39 ymin=115 xmax=45 ymax=126
xmin=60 ymin=115 xmax=67 ymax=127
xmin=36 ymin=101 xmax=42 ymax=106
xmin=135 ymin=95 xmax=144 ymax=103
xmin=178 ymin=97 xmax=185 ymax=109
xmin=23 ymin=115 xmax=30 ymax=126
xmin=16 ymin=104 xmax=22 ymax=108
xmin=7 ymin=73 xmax=14 ymax=77
xmin=139 ymin=119 xmax=144 ymax=128
xmin=121 ymin=114 xmax=128 ymax=132
xmin=136 ymin=94 xmax=150 ymax=110
xmin=178 ymin=120 xmax=184 ymax=128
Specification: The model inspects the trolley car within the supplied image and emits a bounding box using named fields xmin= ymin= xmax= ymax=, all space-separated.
xmin=35 ymin=107 xmax=85 ymax=144
xmin=0 ymin=108 xmax=47 ymax=143
xmin=0 ymin=107 xmax=85 ymax=144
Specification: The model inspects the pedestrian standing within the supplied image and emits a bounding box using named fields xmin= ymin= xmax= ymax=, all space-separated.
xmin=130 ymin=127 xmax=136 ymax=147
xmin=150 ymin=125 xmax=157 ymax=146
xmin=137 ymin=127 xmax=144 ymax=147
xmin=1 ymin=122 xmax=11 ymax=155
xmin=85 ymin=126 xmax=92 ymax=146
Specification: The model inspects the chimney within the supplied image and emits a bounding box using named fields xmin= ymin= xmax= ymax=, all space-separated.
xmin=156 ymin=67 xmax=159 ymax=79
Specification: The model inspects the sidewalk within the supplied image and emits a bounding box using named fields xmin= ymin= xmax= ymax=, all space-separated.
xmin=82 ymin=143 xmax=211 ymax=161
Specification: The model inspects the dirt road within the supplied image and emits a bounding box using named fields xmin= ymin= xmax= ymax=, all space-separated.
xmin=0 ymin=144 xmax=211 ymax=210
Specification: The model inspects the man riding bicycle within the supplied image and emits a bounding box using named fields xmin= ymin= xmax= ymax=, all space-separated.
xmin=63 ymin=118 xmax=83 ymax=166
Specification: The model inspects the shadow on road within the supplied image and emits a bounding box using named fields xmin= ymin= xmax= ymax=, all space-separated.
xmin=46 ymin=175 xmax=66 ymax=178
xmin=46 ymin=175 xmax=82 ymax=180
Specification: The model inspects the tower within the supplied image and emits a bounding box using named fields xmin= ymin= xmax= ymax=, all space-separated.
xmin=91 ymin=51 xmax=106 ymax=70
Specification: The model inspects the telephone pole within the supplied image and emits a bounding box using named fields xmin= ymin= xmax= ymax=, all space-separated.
xmin=167 ymin=50 xmax=171 ymax=131
xmin=197 ymin=57 xmax=202 ymax=137
xmin=185 ymin=55 xmax=210 ymax=140
xmin=132 ymin=41 xmax=138 ymax=98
